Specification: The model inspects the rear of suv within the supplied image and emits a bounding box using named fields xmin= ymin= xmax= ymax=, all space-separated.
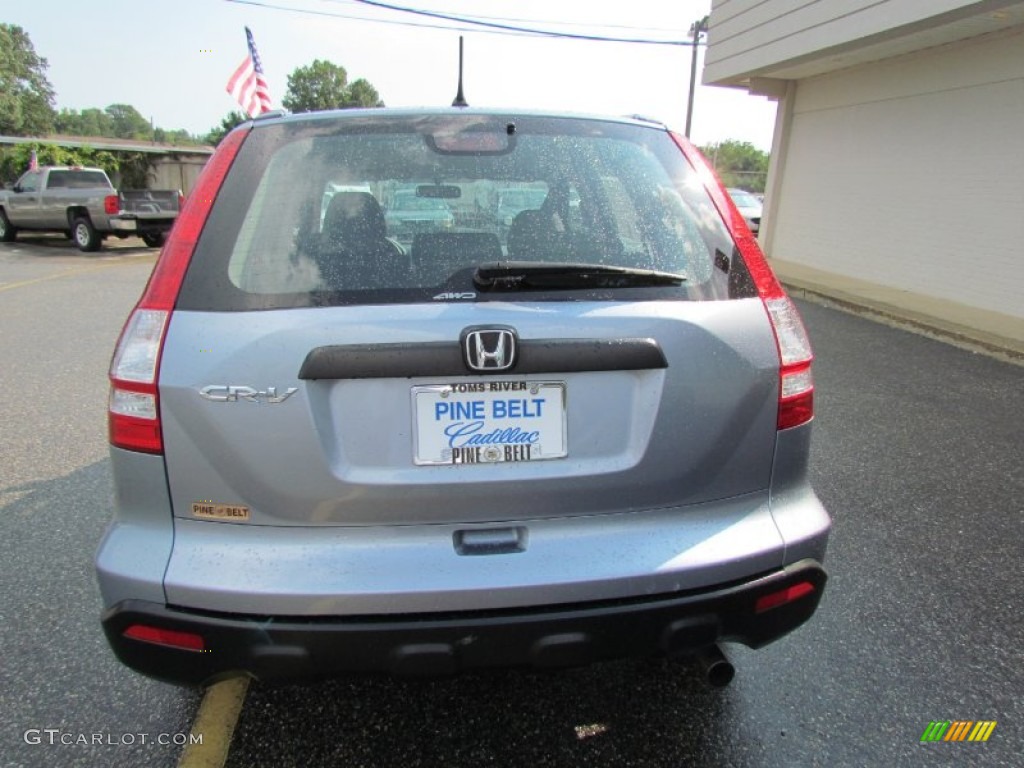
xmin=97 ymin=109 xmax=830 ymax=686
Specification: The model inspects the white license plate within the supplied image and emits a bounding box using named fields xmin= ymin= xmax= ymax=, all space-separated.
xmin=412 ymin=381 xmax=567 ymax=465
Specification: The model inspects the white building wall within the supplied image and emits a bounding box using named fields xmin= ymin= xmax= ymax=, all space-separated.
xmin=768 ymin=27 xmax=1024 ymax=317
xmin=705 ymin=0 xmax=1002 ymax=84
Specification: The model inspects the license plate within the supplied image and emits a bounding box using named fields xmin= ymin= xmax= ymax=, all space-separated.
xmin=413 ymin=381 xmax=567 ymax=465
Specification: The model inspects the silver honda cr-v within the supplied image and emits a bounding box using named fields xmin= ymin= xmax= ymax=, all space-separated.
xmin=97 ymin=108 xmax=830 ymax=686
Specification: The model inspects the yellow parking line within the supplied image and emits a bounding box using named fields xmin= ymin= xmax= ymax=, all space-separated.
xmin=0 ymin=256 xmax=155 ymax=293
xmin=177 ymin=677 xmax=250 ymax=768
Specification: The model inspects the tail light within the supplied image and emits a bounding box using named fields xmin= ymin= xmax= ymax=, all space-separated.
xmin=764 ymin=297 xmax=814 ymax=429
xmin=670 ymin=132 xmax=815 ymax=430
xmin=109 ymin=309 xmax=168 ymax=453
xmin=104 ymin=194 xmax=119 ymax=215
xmin=108 ymin=127 xmax=249 ymax=454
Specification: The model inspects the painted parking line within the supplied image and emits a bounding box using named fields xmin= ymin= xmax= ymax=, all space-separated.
xmin=0 ymin=256 xmax=156 ymax=293
xmin=177 ymin=677 xmax=250 ymax=768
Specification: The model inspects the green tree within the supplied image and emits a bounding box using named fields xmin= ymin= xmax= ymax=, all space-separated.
xmin=53 ymin=106 xmax=197 ymax=145
xmin=114 ymin=151 xmax=155 ymax=188
xmin=345 ymin=78 xmax=384 ymax=108
xmin=104 ymin=103 xmax=152 ymax=139
xmin=54 ymin=107 xmax=116 ymax=137
xmin=161 ymin=128 xmax=198 ymax=146
xmin=283 ymin=60 xmax=348 ymax=113
xmin=699 ymin=140 xmax=770 ymax=194
xmin=282 ymin=60 xmax=384 ymax=113
xmin=0 ymin=142 xmax=121 ymax=184
xmin=205 ymin=110 xmax=248 ymax=146
xmin=0 ymin=24 xmax=56 ymax=135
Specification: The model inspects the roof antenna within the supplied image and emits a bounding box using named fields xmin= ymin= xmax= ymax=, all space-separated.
xmin=452 ymin=36 xmax=469 ymax=107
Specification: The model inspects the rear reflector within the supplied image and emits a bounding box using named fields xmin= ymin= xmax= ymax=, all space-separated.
xmin=755 ymin=581 xmax=816 ymax=614
xmin=123 ymin=624 xmax=205 ymax=652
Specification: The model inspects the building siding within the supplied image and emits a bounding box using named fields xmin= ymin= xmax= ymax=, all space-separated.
xmin=768 ymin=28 xmax=1024 ymax=317
xmin=705 ymin=0 xmax=996 ymax=84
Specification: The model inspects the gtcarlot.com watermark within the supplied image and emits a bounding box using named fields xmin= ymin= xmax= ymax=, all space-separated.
xmin=24 ymin=729 xmax=202 ymax=747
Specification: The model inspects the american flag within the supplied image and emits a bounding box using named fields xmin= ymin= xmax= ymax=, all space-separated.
xmin=226 ymin=27 xmax=272 ymax=117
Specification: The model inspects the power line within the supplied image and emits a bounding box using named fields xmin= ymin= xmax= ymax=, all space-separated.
xmin=226 ymin=0 xmax=507 ymax=36
xmin=225 ymin=0 xmax=701 ymax=46
xmin=337 ymin=2 xmax=687 ymax=35
xmin=351 ymin=0 xmax=697 ymax=45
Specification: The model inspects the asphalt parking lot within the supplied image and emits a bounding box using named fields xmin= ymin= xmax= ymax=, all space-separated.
xmin=1 ymin=235 xmax=1021 ymax=767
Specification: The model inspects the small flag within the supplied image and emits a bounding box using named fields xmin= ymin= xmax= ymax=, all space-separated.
xmin=226 ymin=27 xmax=272 ymax=118
xmin=29 ymin=149 xmax=39 ymax=171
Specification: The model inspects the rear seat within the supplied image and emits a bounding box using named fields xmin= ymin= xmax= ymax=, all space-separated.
xmin=508 ymin=208 xmax=624 ymax=263
xmin=412 ymin=233 xmax=503 ymax=284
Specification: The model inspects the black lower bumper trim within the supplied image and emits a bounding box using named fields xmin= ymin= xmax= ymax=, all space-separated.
xmin=102 ymin=560 xmax=826 ymax=686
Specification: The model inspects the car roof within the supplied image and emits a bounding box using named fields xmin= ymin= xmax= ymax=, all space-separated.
xmin=247 ymin=106 xmax=670 ymax=131
xmin=32 ymin=166 xmax=105 ymax=172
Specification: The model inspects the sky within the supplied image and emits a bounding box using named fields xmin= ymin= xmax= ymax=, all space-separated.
xmin=3 ymin=0 xmax=778 ymax=149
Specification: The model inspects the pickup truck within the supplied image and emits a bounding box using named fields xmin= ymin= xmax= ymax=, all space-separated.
xmin=0 ymin=166 xmax=181 ymax=251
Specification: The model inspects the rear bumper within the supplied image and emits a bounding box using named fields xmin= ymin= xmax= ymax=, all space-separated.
xmin=109 ymin=215 xmax=176 ymax=234
xmin=101 ymin=559 xmax=826 ymax=686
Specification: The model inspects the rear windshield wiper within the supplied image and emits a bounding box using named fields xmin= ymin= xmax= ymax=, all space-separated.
xmin=473 ymin=262 xmax=686 ymax=291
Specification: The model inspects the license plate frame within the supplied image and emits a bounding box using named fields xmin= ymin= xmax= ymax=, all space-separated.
xmin=412 ymin=381 xmax=567 ymax=466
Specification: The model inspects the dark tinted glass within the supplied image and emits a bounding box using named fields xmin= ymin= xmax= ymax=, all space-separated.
xmin=45 ymin=170 xmax=111 ymax=189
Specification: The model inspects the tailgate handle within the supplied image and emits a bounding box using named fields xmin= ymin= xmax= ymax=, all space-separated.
xmin=454 ymin=527 xmax=527 ymax=556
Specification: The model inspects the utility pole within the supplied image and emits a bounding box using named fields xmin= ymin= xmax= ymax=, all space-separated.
xmin=685 ymin=15 xmax=710 ymax=138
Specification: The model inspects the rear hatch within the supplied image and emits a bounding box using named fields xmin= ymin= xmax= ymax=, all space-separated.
xmin=159 ymin=301 xmax=778 ymax=526
xmin=154 ymin=113 xmax=788 ymax=528
xmin=118 ymin=189 xmax=180 ymax=219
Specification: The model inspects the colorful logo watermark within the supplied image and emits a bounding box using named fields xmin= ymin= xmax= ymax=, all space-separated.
xmin=920 ymin=721 xmax=997 ymax=743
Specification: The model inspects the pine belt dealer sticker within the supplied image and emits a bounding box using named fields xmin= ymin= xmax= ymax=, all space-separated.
xmin=191 ymin=502 xmax=250 ymax=521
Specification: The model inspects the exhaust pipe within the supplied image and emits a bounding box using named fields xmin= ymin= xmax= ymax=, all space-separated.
xmin=696 ymin=645 xmax=735 ymax=688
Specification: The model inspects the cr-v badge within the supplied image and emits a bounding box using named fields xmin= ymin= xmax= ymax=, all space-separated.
xmin=199 ymin=385 xmax=298 ymax=403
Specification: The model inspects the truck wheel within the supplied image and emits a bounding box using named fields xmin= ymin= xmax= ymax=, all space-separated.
xmin=141 ymin=232 xmax=165 ymax=248
xmin=73 ymin=216 xmax=101 ymax=252
xmin=0 ymin=209 xmax=16 ymax=242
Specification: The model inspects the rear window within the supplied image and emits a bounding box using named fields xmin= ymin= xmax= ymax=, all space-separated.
xmin=179 ymin=114 xmax=754 ymax=311
xmin=46 ymin=170 xmax=111 ymax=190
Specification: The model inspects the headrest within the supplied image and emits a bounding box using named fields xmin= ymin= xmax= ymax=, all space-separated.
xmin=322 ymin=191 xmax=385 ymax=241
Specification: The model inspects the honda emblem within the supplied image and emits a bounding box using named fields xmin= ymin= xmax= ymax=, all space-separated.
xmin=462 ymin=327 xmax=518 ymax=372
